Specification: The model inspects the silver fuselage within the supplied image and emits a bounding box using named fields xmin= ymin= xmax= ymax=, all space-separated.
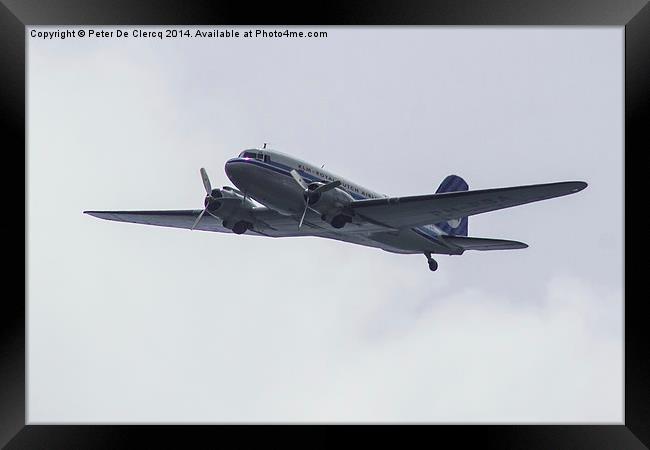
xmin=224 ymin=149 xmax=454 ymax=255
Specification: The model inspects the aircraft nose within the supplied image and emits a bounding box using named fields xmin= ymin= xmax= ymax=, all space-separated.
xmin=224 ymin=158 xmax=246 ymax=185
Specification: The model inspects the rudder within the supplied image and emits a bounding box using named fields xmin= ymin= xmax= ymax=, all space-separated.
xmin=435 ymin=174 xmax=469 ymax=236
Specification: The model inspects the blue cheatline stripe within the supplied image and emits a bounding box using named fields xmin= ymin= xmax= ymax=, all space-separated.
xmin=229 ymin=157 xmax=442 ymax=245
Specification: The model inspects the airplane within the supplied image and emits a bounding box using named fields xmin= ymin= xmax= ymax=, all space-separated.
xmin=84 ymin=146 xmax=587 ymax=272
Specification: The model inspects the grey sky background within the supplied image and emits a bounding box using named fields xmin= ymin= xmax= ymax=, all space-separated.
xmin=28 ymin=27 xmax=623 ymax=423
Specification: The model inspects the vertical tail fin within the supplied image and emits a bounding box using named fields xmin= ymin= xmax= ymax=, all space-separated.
xmin=435 ymin=175 xmax=469 ymax=236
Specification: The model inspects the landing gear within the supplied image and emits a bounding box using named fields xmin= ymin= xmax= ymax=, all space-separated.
xmin=425 ymin=253 xmax=438 ymax=272
xmin=231 ymin=221 xmax=251 ymax=235
xmin=330 ymin=214 xmax=352 ymax=229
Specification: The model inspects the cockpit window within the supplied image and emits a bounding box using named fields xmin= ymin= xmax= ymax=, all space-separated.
xmin=239 ymin=151 xmax=258 ymax=159
xmin=238 ymin=150 xmax=270 ymax=163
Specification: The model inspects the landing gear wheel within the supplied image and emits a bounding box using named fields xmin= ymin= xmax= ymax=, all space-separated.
xmin=232 ymin=221 xmax=249 ymax=235
xmin=424 ymin=253 xmax=438 ymax=272
xmin=330 ymin=214 xmax=351 ymax=229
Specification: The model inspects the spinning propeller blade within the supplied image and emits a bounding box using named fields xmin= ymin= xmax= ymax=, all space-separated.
xmin=193 ymin=168 xmax=217 ymax=231
xmin=191 ymin=208 xmax=207 ymax=230
xmin=313 ymin=180 xmax=341 ymax=194
xmin=290 ymin=169 xmax=342 ymax=230
xmin=298 ymin=204 xmax=308 ymax=229
xmin=200 ymin=167 xmax=212 ymax=194
xmin=290 ymin=169 xmax=309 ymax=190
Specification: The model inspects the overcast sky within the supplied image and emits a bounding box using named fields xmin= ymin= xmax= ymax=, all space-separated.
xmin=28 ymin=26 xmax=623 ymax=423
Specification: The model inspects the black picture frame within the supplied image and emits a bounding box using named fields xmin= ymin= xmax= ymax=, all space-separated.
xmin=3 ymin=1 xmax=647 ymax=447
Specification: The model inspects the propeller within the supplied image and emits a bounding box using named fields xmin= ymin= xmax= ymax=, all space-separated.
xmin=290 ymin=169 xmax=341 ymax=228
xmin=200 ymin=167 xmax=211 ymax=194
xmin=191 ymin=168 xmax=223 ymax=230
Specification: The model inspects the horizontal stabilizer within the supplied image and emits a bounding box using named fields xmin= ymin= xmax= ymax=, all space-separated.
xmin=443 ymin=236 xmax=528 ymax=251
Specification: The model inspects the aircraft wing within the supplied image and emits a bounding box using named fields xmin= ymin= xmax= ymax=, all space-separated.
xmin=84 ymin=207 xmax=386 ymax=237
xmin=351 ymin=181 xmax=587 ymax=229
xmin=84 ymin=210 xmax=232 ymax=232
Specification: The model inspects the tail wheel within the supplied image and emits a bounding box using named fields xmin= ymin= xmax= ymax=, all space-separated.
xmin=425 ymin=253 xmax=438 ymax=271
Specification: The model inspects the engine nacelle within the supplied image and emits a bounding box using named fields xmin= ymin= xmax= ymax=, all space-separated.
xmin=204 ymin=186 xmax=256 ymax=233
xmin=205 ymin=186 xmax=256 ymax=212
xmin=220 ymin=186 xmax=256 ymax=208
xmin=306 ymin=184 xmax=354 ymax=228
xmin=308 ymin=185 xmax=353 ymax=211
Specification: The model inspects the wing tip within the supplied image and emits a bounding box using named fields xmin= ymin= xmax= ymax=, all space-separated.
xmin=570 ymin=181 xmax=588 ymax=192
xmin=84 ymin=211 xmax=112 ymax=220
xmin=493 ymin=239 xmax=529 ymax=250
